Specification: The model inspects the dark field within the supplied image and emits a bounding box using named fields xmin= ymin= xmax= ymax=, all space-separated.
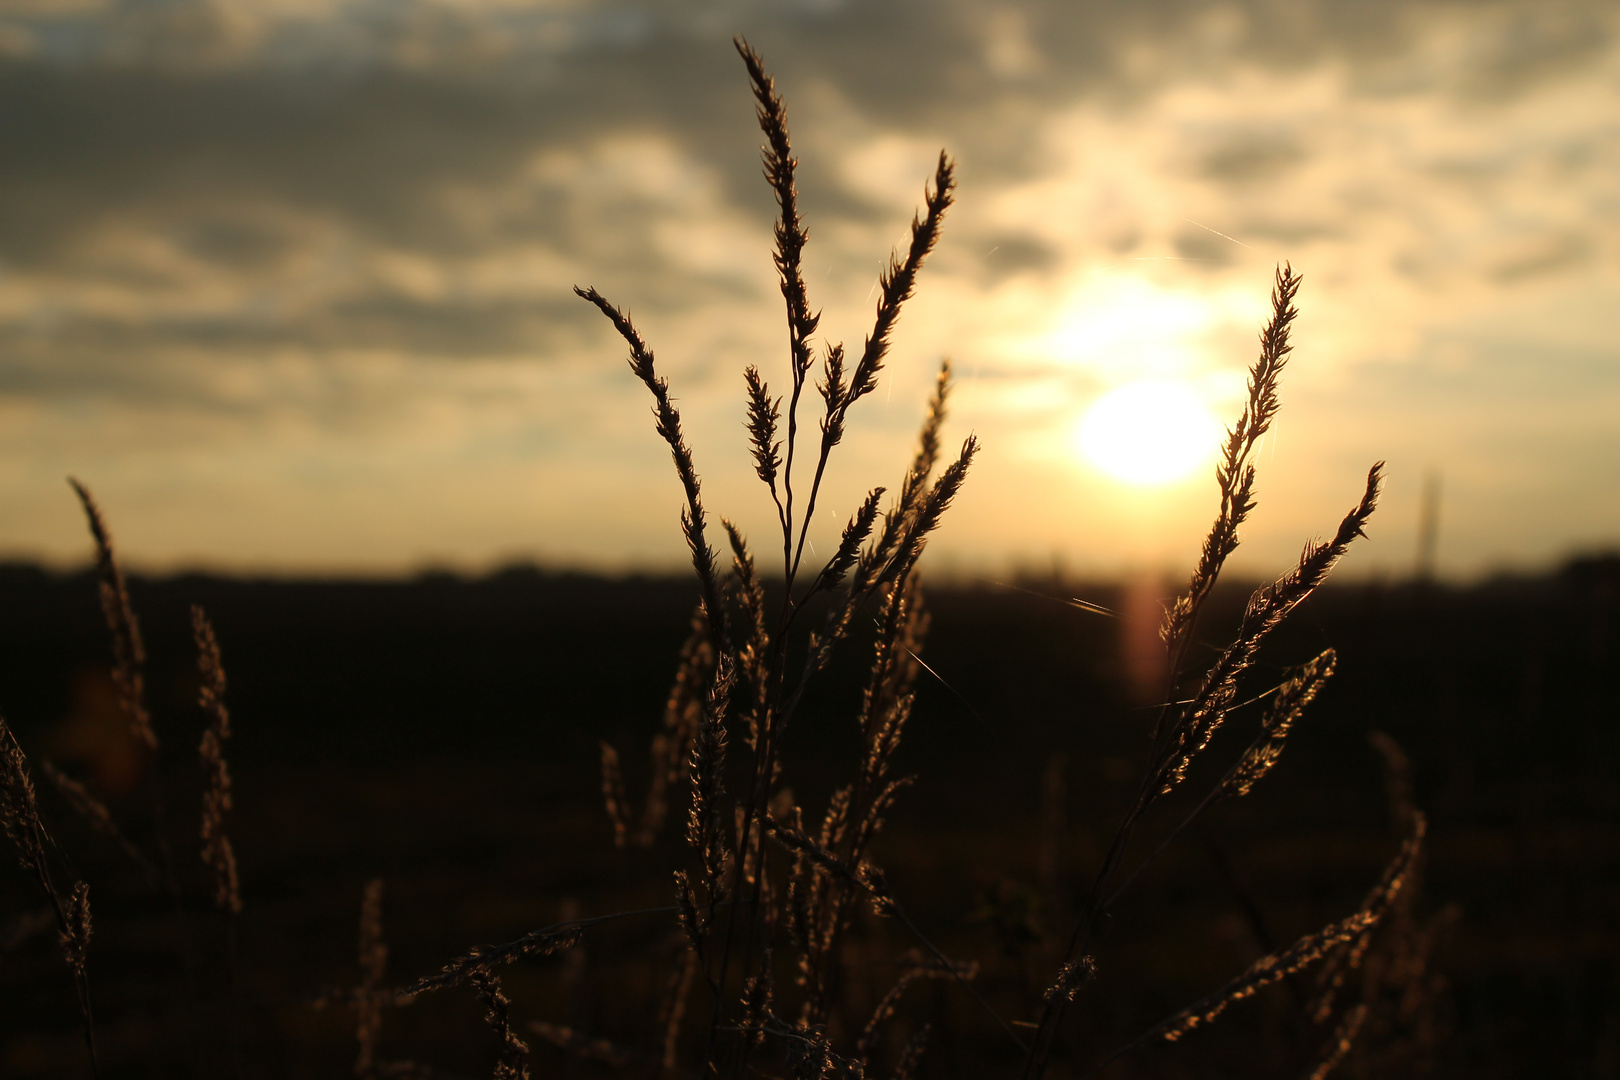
xmin=0 ymin=559 xmax=1615 ymax=1078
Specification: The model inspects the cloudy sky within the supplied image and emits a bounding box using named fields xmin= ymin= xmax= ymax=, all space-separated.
xmin=0 ymin=0 xmax=1614 ymax=579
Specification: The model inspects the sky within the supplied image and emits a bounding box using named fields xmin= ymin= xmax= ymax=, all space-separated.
xmin=0 ymin=0 xmax=1615 ymax=580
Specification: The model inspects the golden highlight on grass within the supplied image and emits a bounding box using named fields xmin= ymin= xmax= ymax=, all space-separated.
xmin=1161 ymin=264 xmax=1302 ymax=665
xmin=1216 ymin=647 xmax=1338 ymax=802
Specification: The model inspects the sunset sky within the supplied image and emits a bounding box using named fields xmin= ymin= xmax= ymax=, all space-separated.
xmin=0 ymin=0 xmax=1615 ymax=580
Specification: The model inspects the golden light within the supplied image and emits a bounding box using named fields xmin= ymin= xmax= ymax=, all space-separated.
xmin=1046 ymin=277 xmax=1216 ymax=372
xmin=1075 ymin=380 xmax=1222 ymax=486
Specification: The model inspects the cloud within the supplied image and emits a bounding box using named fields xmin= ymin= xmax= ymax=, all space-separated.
xmin=0 ymin=0 xmax=1614 ymax=574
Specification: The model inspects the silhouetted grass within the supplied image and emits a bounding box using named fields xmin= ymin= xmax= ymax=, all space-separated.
xmin=8 ymin=35 xmax=1595 ymax=1080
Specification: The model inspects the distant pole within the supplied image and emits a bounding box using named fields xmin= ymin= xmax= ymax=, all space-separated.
xmin=1415 ymin=470 xmax=1441 ymax=582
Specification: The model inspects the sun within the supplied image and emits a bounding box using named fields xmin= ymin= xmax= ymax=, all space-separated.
xmin=1075 ymin=381 xmax=1222 ymax=486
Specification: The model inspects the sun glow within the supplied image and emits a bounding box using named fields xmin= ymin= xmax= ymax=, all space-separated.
xmin=1075 ymin=381 xmax=1222 ymax=486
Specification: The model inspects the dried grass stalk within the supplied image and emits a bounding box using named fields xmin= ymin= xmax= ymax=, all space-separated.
xmin=356 ymin=878 xmax=387 ymax=1078
xmin=890 ymin=1024 xmax=931 ymax=1080
xmin=69 ymin=478 xmax=154 ymax=750
xmin=673 ymin=870 xmax=707 ymax=963
xmin=408 ymin=923 xmax=581 ymax=996
xmin=806 ymin=436 xmax=977 ymax=682
xmin=743 ymin=1013 xmax=865 ymax=1080
xmin=790 ymin=155 xmax=955 ymax=581
xmin=1160 ymin=264 xmax=1302 ymax=661
xmin=1311 ymin=812 xmax=1429 ymax=1025
xmin=736 ymin=37 xmax=816 ymax=384
xmin=1 ymin=717 xmax=98 ymax=1071
xmin=1303 ymin=1003 xmax=1368 ymax=1080
xmin=857 ymin=573 xmax=928 ymax=796
xmin=842 ymin=156 xmax=955 ymax=418
xmin=723 ymin=522 xmax=772 ymax=751
xmin=599 ymin=742 xmax=631 ymax=849
xmin=1152 ymin=911 xmax=1378 ymax=1045
xmin=898 ymin=360 xmax=951 ymax=519
xmin=1027 ymin=267 xmax=1385 ymax=1080
xmin=1140 ymin=813 xmax=1425 ymax=1052
xmin=1044 ymin=956 xmax=1098 ymax=1004
xmin=809 ymin=489 xmax=885 ymax=598
xmin=469 ymin=971 xmax=531 ymax=1080
xmin=740 ymin=947 xmax=776 ymax=1057
xmin=856 ymin=951 xmax=977 ymax=1059
xmin=60 ymin=881 xmax=93 ymax=978
xmin=1148 ymin=465 xmax=1382 ymax=804
xmin=736 ymin=35 xmax=815 ymax=551
xmin=569 ymin=43 xmax=979 ymax=1077
xmin=573 ymin=286 xmax=727 ymax=647
xmin=1215 ymin=648 xmax=1338 ymax=801
xmin=764 ymin=817 xmax=894 ymax=917
xmin=689 ymin=656 xmax=734 ymax=903
xmin=744 ymin=367 xmax=785 ymax=509
xmin=573 ymin=55 xmax=972 ymax=1076
xmin=193 ymin=606 xmax=242 ymax=915
xmin=1368 ymin=729 xmax=1417 ymax=833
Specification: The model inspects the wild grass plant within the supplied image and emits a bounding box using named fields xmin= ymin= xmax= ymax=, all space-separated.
xmin=0 ymin=38 xmax=1445 ymax=1080
xmin=397 ymin=40 xmax=1422 ymax=1079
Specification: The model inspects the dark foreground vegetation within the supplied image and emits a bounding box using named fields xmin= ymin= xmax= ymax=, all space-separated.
xmin=0 ymin=557 xmax=1614 ymax=1078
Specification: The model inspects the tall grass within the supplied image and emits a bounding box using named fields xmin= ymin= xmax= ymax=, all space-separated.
xmin=0 ymin=37 xmax=1441 ymax=1080
xmin=398 ymin=38 xmax=1418 ymax=1080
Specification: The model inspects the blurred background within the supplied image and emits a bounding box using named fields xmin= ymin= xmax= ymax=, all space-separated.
xmin=0 ymin=1 xmax=1617 ymax=1077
